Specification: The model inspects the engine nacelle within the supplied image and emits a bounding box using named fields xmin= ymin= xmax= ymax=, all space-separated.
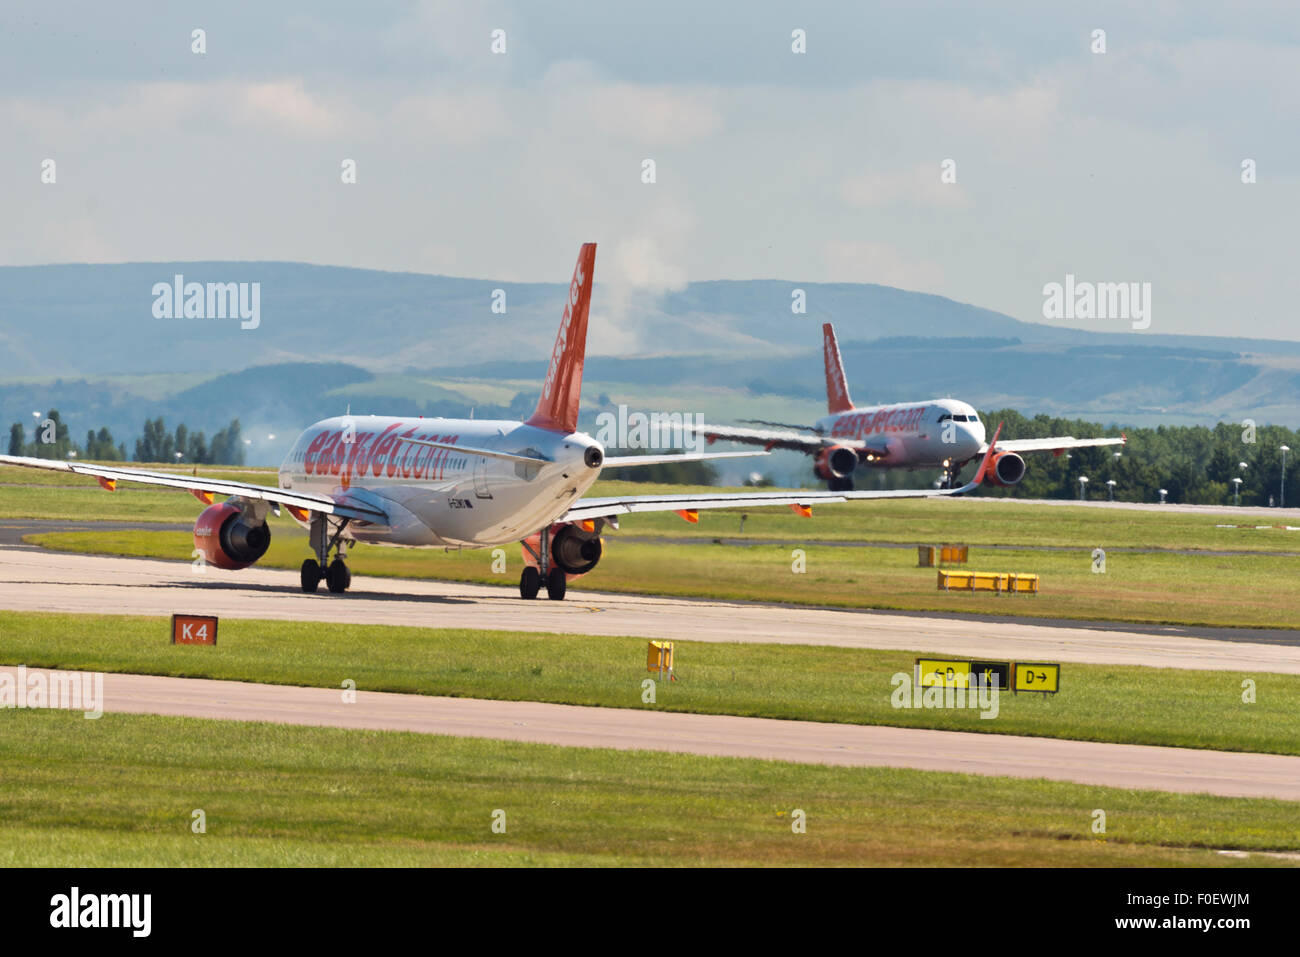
xmin=986 ymin=451 xmax=1027 ymax=488
xmin=813 ymin=445 xmax=859 ymax=481
xmin=193 ymin=502 xmax=272 ymax=570
xmin=521 ymin=522 xmax=603 ymax=579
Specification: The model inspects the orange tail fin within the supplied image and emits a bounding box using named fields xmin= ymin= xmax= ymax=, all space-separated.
xmin=822 ymin=323 xmax=854 ymax=414
xmin=527 ymin=243 xmax=597 ymax=434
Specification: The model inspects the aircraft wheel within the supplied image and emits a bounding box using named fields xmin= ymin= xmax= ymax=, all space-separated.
xmin=519 ymin=567 xmax=541 ymax=599
xmin=326 ymin=559 xmax=351 ymax=594
xmin=300 ymin=559 xmax=322 ymax=593
xmin=545 ymin=567 xmax=567 ymax=601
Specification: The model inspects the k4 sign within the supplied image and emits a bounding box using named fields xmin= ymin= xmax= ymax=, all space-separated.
xmin=172 ymin=614 xmax=218 ymax=646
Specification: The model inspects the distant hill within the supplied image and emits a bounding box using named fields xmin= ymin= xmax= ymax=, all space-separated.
xmin=2 ymin=261 xmax=1300 ymax=470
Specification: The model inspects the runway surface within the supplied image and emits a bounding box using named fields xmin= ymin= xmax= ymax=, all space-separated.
xmin=3 ymin=543 xmax=1300 ymax=673
xmin=7 ymin=665 xmax=1297 ymax=800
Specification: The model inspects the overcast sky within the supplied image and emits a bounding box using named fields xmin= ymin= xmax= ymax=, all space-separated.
xmin=3 ymin=0 xmax=1299 ymax=342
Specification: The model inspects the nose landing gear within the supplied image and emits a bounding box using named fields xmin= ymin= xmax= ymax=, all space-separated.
xmin=938 ymin=459 xmax=968 ymax=491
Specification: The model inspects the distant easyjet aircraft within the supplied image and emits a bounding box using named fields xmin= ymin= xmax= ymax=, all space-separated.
xmin=3 ymin=246 xmax=1002 ymax=600
xmin=697 ymin=323 xmax=1125 ymax=491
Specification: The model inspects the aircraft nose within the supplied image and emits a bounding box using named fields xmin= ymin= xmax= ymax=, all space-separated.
xmin=964 ymin=423 xmax=985 ymax=454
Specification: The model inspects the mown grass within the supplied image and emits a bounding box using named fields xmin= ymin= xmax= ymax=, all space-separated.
xmin=2 ymin=610 xmax=1296 ymax=755
xmin=1 ymin=710 xmax=1296 ymax=866
xmin=28 ymin=524 xmax=1300 ymax=631
xmin=4 ymin=466 xmax=1299 ymax=553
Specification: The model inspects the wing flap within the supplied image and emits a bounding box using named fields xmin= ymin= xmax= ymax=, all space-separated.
xmin=0 ymin=454 xmax=387 ymax=523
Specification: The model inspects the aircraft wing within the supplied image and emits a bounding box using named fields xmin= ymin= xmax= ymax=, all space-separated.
xmin=561 ymin=481 xmax=975 ymax=523
xmin=0 ymin=454 xmax=389 ymax=523
xmin=564 ymin=423 xmax=1005 ymax=523
xmin=981 ymin=434 xmax=1126 ymax=455
xmin=691 ymin=423 xmax=895 ymax=460
xmin=602 ymin=450 xmax=770 ymax=467
xmin=691 ymin=423 xmax=830 ymax=455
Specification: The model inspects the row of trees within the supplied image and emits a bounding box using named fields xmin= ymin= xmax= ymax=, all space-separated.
xmin=971 ymin=410 xmax=1298 ymax=506
xmin=133 ymin=417 xmax=245 ymax=465
xmin=7 ymin=412 xmax=246 ymax=465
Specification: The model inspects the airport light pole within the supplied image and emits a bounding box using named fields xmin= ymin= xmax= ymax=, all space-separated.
xmin=1078 ymin=476 xmax=1089 ymax=500
xmin=1282 ymin=446 xmax=1291 ymax=509
xmin=1232 ymin=476 xmax=1242 ymax=506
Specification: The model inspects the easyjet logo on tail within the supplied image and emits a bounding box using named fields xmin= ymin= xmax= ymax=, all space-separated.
xmin=541 ymin=264 xmax=585 ymax=402
xmin=822 ymin=323 xmax=854 ymax=414
xmin=528 ymin=243 xmax=597 ymax=435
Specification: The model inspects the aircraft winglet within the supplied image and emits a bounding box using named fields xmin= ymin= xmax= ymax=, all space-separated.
xmin=971 ymin=421 xmax=1004 ymax=486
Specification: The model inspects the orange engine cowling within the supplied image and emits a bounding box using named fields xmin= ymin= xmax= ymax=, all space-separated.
xmin=813 ymin=445 xmax=859 ymax=480
xmin=193 ymin=502 xmax=272 ymax=570
xmin=986 ymin=451 xmax=1027 ymax=487
xmin=521 ymin=522 xmax=603 ymax=580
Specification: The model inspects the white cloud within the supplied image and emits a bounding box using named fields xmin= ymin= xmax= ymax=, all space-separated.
xmin=234 ymin=80 xmax=343 ymax=136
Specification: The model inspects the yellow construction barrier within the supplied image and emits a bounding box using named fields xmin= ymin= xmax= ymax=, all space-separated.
xmin=917 ymin=544 xmax=970 ymax=567
xmin=937 ymin=570 xmax=1039 ymax=595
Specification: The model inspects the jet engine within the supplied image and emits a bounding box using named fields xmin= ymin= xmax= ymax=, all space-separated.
xmin=521 ymin=522 xmax=603 ymax=578
xmin=193 ymin=502 xmax=272 ymax=570
xmin=986 ymin=451 xmax=1027 ymax=487
xmin=813 ymin=445 xmax=859 ymax=481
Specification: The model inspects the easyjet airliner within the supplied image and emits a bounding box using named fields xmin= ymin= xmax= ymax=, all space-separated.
xmin=696 ymin=323 xmax=1125 ymax=491
xmin=2 ymin=245 xmax=1005 ymax=600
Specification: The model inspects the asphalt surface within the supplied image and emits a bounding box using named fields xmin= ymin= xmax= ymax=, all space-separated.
xmin=3 ymin=543 xmax=1300 ymax=673
xmin=7 ymin=665 xmax=1299 ymax=800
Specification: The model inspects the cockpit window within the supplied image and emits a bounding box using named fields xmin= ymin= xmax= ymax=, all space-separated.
xmin=938 ymin=413 xmax=952 ymax=422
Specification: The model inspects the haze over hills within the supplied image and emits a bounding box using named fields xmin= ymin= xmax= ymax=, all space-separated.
xmin=2 ymin=261 xmax=1299 ymax=470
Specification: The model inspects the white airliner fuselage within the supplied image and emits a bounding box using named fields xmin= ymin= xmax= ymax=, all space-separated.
xmin=812 ymin=398 xmax=986 ymax=471
xmin=279 ymin=417 xmax=603 ymax=548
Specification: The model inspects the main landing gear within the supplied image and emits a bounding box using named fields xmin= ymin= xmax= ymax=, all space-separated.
xmin=519 ymin=527 xmax=567 ymax=601
xmin=301 ymin=516 xmax=352 ymax=594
